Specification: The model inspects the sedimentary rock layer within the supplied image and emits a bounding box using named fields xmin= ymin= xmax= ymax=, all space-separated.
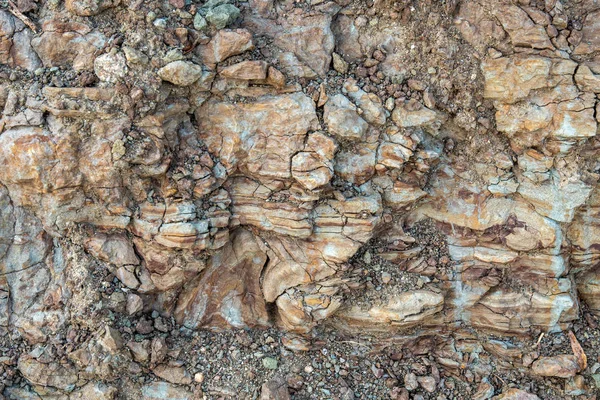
xmin=1 ymin=0 xmax=600 ymax=397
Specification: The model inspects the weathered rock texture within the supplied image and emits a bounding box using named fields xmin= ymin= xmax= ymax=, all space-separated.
xmin=2 ymin=0 xmax=600 ymax=397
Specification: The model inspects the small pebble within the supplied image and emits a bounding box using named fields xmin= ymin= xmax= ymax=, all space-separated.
xmin=262 ymin=357 xmax=278 ymax=370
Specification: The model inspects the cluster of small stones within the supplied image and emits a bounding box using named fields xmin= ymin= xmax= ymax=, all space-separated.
xmin=1 ymin=0 xmax=600 ymax=398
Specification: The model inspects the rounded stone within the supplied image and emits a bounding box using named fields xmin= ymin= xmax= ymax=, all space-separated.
xmin=158 ymin=61 xmax=203 ymax=86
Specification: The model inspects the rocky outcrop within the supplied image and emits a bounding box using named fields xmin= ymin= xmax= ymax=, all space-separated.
xmin=175 ymin=228 xmax=269 ymax=329
xmin=31 ymin=20 xmax=105 ymax=71
xmin=0 ymin=10 xmax=41 ymax=71
xmin=2 ymin=0 xmax=600 ymax=397
xmin=197 ymin=92 xmax=319 ymax=181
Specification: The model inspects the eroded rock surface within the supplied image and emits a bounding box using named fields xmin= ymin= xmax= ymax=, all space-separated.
xmin=2 ymin=0 xmax=600 ymax=398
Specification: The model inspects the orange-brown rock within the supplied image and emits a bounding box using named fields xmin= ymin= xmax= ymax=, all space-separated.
xmin=343 ymin=79 xmax=387 ymax=126
xmin=324 ymin=94 xmax=368 ymax=140
xmin=495 ymin=4 xmax=553 ymax=50
xmin=220 ymin=60 xmax=268 ymax=80
xmin=31 ymin=20 xmax=106 ymax=71
xmin=391 ymin=102 xmax=442 ymax=130
xmin=158 ymin=61 xmax=204 ymax=86
xmin=175 ymin=228 xmax=270 ymax=329
xmin=227 ymin=177 xmax=314 ymax=238
xmin=575 ymin=64 xmax=600 ymax=93
xmin=2 ymin=2 xmax=600 ymax=396
xmin=334 ymin=289 xmax=445 ymax=332
xmin=248 ymin=10 xmax=334 ymax=77
xmin=531 ymin=355 xmax=581 ymax=378
xmin=334 ymin=147 xmax=376 ymax=185
xmin=83 ymin=233 xmax=139 ymax=266
xmin=43 ymin=87 xmax=130 ymax=119
xmin=467 ymin=287 xmax=577 ymax=334
xmin=574 ymin=9 xmax=600 ymax=55
xmin=197 ymin=93 xmax=318 ymax=181
xmin=18 ymin=356 xmax=80 ymax=391
xmin=198 ymin=29 xmax=254 ymax=65
xmin=291 ymin=131 xmax=336 ymax=191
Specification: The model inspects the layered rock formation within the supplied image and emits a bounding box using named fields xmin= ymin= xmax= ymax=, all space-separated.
xmin=2 ymin=0 xmax=600 ymax=397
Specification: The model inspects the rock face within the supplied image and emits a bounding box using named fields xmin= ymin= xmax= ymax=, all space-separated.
xmin=175 ymin=228 xmax=269 ymax=329
xmin=197 ymin=92 xmax=319 ymax=181
xmin=2 ymin=0 xmax=600 ymax=398
xmin=0 ymin=10 xmax=41 ymax=71
xmin=324 ymin=94 xmax=368 ymax=140
xmin=31 ymin=20 xmax=106 ymax=71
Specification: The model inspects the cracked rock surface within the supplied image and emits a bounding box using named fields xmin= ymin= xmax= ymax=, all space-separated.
xmin=2 ymin=0 xmax=600 ymax=398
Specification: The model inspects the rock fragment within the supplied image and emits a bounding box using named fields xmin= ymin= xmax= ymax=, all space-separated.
xmin=575 ymin=65 xmax=600 ymax=93
xmin=324 ymin=94 xmax=368 ymax=140
xmin=473 ymin=381 xmax=495 ymax=400
xmin=334 ymin=147 xmax=376 ymax=185
xmin=260 ymin=377 xmax=290 ymax=400
xmin=152 ymin=364 xmax=192 ymax=385
xmin=262 ymin=357 xmax=278 ymax=370
xmin=126 ymin=293 xmax=143 ymax=315
xmin=495 ymin=4 xmax=553 ymax=49
xmin=270 ymin=13 xmax=335 ymax=76
xmin=292 ymin=151 xmax=333 ymax=190
xmin=531 ymin=355 xmax=581 ymax=378
xmin=18 ymin=356 xmax=80 ymax=391
xmin=199 ymin=29 xmax=254 ymax=64
xmin=492 ymin=389 xmax=541 ymax=400
xmin=175 ymin=229 xmax=270 ymax=329
xmin=220 ymin=60 xmax=268 ymax=80
xmin=197 ymin=92 xmax=318 ymax=181
xmin=417 ymin=376 xmax=436 ymax=393
xmin=128 ymin=340 xmax=150 ymax=363
xmin=94 ymin=51 xmax=128 ymax=83
xmin=100 ymin=327 xmax=123 ymax=354
xmin=206 ymin=3 xmax=240 ymax=29
xmin=344 ymin=79 xmax=387 ymax=125
xmin=71 ymin=382 xmax=119 ymax=400
xmin=404 ymin=372 xmax=418 ymax=391
xmin=194 ymin=13 xmax=208 ymax=31
xmin=158 ymin=61 xmax=204 ymax=86
xmin=332 ymin=52 xmax=348 ymax=74
xmin=392 ymin=102 xmax=440 ymax=129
